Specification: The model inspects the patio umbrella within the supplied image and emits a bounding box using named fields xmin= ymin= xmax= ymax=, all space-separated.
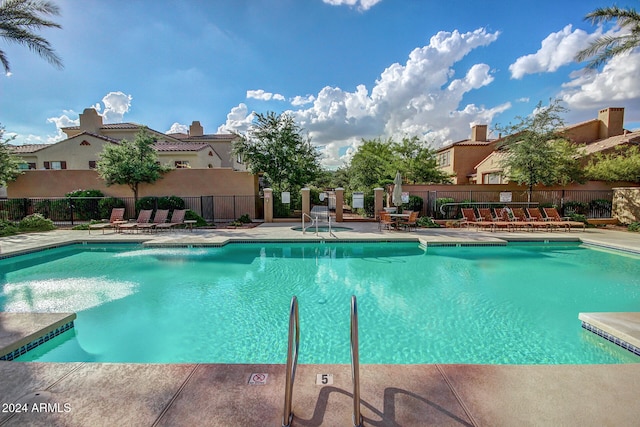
xmin=392 ymin=171 xmax=403 ymax=208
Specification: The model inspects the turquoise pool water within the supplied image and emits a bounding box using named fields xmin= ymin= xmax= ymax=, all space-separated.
xmin=1 ymin=242 xmax=639 ymax=364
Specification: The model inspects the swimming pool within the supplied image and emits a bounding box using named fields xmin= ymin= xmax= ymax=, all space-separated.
xmin=1 ymin=242 xmax=639 ymax=364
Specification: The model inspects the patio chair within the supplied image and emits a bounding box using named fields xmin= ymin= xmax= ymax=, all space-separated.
xmin=155 ymin=209 xmax=187 ymax=231
xmin=526 ymin=208 xmax=568 ymax=231
xmin=509 ymin=207 xmax=548 ymax=231
xmin=460 ymin=208 xmax=494 ymax=231
xmin=543 ymin=207 xmax=586 ymax=231
xmin=137 ymin=209 xmax=169 ymax=233
xmin=378 ymin=211 xmax=395 ymax=231
xmin=477 ymin=208 xmax=512 ymax=232
xmin=398 ymin=211 xmax=419 ymax=231
xmin=88 ymin=208 xmax=125 ymax=234
xmin=117 ymin=209 xmax=153 ymax=233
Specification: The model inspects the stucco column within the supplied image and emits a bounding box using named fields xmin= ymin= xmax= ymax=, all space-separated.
xmin=374 ymin=187 xmax=384 ymax=219
xmin=263 ymin=188 xmax=273 ymax=223
xmin=301 ymin=187 xmax=310 ymax=218
xmin=335 ymin=187 xmax=344 ymax=222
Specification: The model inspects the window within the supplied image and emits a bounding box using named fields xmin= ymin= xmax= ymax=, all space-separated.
xmin=174 ymin=161 xmax=190 ymax=168
xmin=236 ymin=153 xmax=244 ymax=164
xmin=43 ymin=161 xmax=67 ymax=170
xmin=437 ymin=151 xmax=450 ymax=167
xmin=483 ymin=172 xmax=503 ymax=184
xmin=19 ymin=162 xmax=36 ymax=170
xmin=89 ymin=161 xmax=97 ymax=169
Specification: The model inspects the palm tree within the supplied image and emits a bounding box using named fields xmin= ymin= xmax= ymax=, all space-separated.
xmin=575 ymin=6 xmax=640 ymax=69
xmin=0 ymin=0 xmax=63 ymax=74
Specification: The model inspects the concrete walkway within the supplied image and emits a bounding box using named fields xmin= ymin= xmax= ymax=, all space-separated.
xmin=1 ymin=224 xmax=640 ymax=426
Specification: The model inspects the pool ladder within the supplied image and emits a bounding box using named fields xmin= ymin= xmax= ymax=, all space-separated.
xmin=282 ymin=295 xmax=362 ymax=427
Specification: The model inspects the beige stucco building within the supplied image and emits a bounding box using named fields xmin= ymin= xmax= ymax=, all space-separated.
xmin=12 ymin=108 xmax=244 ymax=171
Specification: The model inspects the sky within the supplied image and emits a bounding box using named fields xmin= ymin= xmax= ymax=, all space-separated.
xmin=2 ymin=0 xmax=639 ymax=169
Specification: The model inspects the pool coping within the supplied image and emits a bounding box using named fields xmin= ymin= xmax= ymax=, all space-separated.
xmin=0 ymin=312 xmax=76 ymax=361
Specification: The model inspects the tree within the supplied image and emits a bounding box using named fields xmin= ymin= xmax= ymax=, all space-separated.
xmin=233 ymin=111 xmax=321 ymax=193
xmin=495 ymin=100 xmax=584 ymax=201
xmin=0 ymin=0 xmax=63 ymax=74
xmin=347 ymin=137 xmax=396 ymax=190
xmin=0 ymin=124 xmax=24 ymax=185
xmin=586 ymin=145 xmax=640 ymax=183
xmin=96 ymin=127 xmax=171 ymax=206
xmin=393 ymin=136 xmax=452 ymax=184
xmin=575 ymin=6 xmax=640 ymax=69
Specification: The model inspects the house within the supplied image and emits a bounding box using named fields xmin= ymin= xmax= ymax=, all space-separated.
xmin=435 ymin=125 xmax=498 ymax=184
xmin=11 ymin=108 xmax=242 ymax=171
xmin=456 ymin=107 xmax=639 ymax=185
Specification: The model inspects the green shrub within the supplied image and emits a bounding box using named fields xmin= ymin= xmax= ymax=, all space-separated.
xmin=237 ymin=214 xmax=252 ymax=223
xmin=0 ymin=220 xmax=18 ymax=236
xmin=403 ymin=195 xmax=423 ymax=213
xmin=628 ymin=222 xmax=640 ymax=232
xmin=185 ymin=210 xmax=207 ymax=227
xmin=18 ymin=213 xmax=55 ymax=232
xmin=569 ymin=213 xmax=588 ymax=224
xmin=98 ymin=197 xmax=126 ymax=219
xmin=563 ymin=201 xmax=589 ymax=215
xmin=136 ymin=196 xmax=158 ymax=211
xmin=66 ymin=189 xmax=104 ymax=220
xmin=157 ymin=195 xmax=185 ymax=210
xmin=2 ymin=199 xmax=30 ymax=220
xmin=435 ymin=197 xmax=455 ymax=219
xmin=416 ymin=216 xmax=440 ymax=228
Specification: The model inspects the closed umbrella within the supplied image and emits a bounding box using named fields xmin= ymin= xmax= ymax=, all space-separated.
xmin=392 ymin=171 xmax=403 ymax=210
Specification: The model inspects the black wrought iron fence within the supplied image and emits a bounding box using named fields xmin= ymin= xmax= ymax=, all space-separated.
xmin=0 ymin=195 xmax=263 ymax=226
xmin=405 ymin=190 xmax=614 ymax=220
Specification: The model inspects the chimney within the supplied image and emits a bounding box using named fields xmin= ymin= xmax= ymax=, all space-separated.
xmin=189 ymin=121 xmax=204 ymax=137
xmin=78 ymin=108 xmax=103 ymax=133
xmin=471 ymin=124 xmax=487 ymax=142
xmin=598 ymin=107 xmax=624 ymax=139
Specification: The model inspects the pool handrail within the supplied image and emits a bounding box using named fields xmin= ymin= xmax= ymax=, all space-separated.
xmin=351 ymin=295 xmax=363 ymax=427
xmin=301 ymin=213 xmax=317 ymax=235
xmin=282 ymin=296 xmax=300 ymax=427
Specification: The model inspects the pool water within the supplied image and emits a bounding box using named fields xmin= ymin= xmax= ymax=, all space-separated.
xmin=1 ymin=242 xmax=639 ymax=364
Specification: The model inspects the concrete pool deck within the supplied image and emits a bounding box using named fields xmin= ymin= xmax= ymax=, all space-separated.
xmin=1 ymin=224 xmax=640 ymax=426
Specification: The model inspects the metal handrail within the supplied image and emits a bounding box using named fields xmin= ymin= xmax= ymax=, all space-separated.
xmin=301 ymin=213 xmax=315 ymax=234
xmin=282 ymin=296 xmax=300 ymax=427
xmin=350 ymin=295 xmax=363 ymax=427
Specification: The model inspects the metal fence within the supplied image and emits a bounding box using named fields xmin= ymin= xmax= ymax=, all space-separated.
xmin=404 ymin=190 xmax=613 ymax=219
xmin=0 ymin=195 xmax=263 ymax=226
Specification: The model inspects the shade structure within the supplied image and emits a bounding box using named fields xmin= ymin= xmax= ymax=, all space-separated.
xmin=392 ymin=171 xmax=403 ymax=207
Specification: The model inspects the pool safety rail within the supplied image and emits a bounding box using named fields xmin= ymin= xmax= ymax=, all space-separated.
xmin=282 ymin=296 xmax=300 ymax=427
xmin=301 ymin=212 xmax=335 ymax=237
xmin=282 ymin=295 xmax=363 ymax=427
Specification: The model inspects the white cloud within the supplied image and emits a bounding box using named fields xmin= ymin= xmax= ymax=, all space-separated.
xmin=217 ymin=103 xmax=255 ymax=134
xmin=560 ymin=50 xmax=640 ymax=118
xmin=247 ymin=89 xmax=285 ymax=101
xmin=221 ymin=28 xmax=508 ymax=168
xmin=166 ymin=122 xmax=189 ymax=134
xmin=291 ymin=95 xmax=316 ymax=106
xmin=322 ymin=0 xmax=383 ymax=11
xmin=101 ymin=91 xmax=133 ymax=123
xmin=509 ymin=25 xmax=604 ymax=79
xmin=45 ymin=111 xmax=79 ymax=143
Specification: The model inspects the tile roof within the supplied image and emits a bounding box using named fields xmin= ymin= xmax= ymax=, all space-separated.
xmin=582 ymin=130 xmax=640 ymax=155
xmin=436 ymin=139 xmax=494 ymax=152
xmin=153 ymin=142 xmax=218 ymax=152
xmin=9 ymin=144 xmax=50 ymax=153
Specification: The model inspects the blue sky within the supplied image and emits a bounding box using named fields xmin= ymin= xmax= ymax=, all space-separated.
xmin=2 ymin=0 xmax=639 ymax=168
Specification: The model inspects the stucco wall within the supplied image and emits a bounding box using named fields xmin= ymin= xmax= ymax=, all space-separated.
xmin=612 ymin=187 xmax=640 ymax=224
xmin=7 ymin=168 xmax=258 ymax=198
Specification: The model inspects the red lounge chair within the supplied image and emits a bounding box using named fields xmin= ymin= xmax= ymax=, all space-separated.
xmin=543 ymin=207 xmax=586 ymax=231
xmin=526 ymin=208 xmax=568 ymax=231
xmin=137 ymin=209 xmax=169 ymax=233
xmin=478 ymin=208 xmax=512 ymax=232
xmin=88 ymin=208 xmax=125 ymax=234
xmin=510 ymin=207 xmax=549 ymax=231
xmin=117 ymin=209 xmax=153 ymax=233
xmin=155 ymin=209 xmax=187 ymax=231
xmin=461 ymin=208 xmax=494 ymax=231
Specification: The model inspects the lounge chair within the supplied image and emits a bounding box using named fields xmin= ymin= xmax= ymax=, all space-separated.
xmin=526 ymin=207 xmax=568 ymax=231
xmin=117 ymin=209 xmax=153 ymax=233
xmin=155 ymin=209 xmax=187 ymax=231
xmin=510 ymin=207 xmax=549 ymax=231
xmin=477 ymin=208 xmax=512 ymax=232
xmin=137 ymin=209 xmax=169 ymax=233
xmin=88 ymin=208 xmax=125 ymax=234
xmin=461 ymin=208 xmax=494 ymax=231
xmin=543 ymin=207 xmax=586 ymax=231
